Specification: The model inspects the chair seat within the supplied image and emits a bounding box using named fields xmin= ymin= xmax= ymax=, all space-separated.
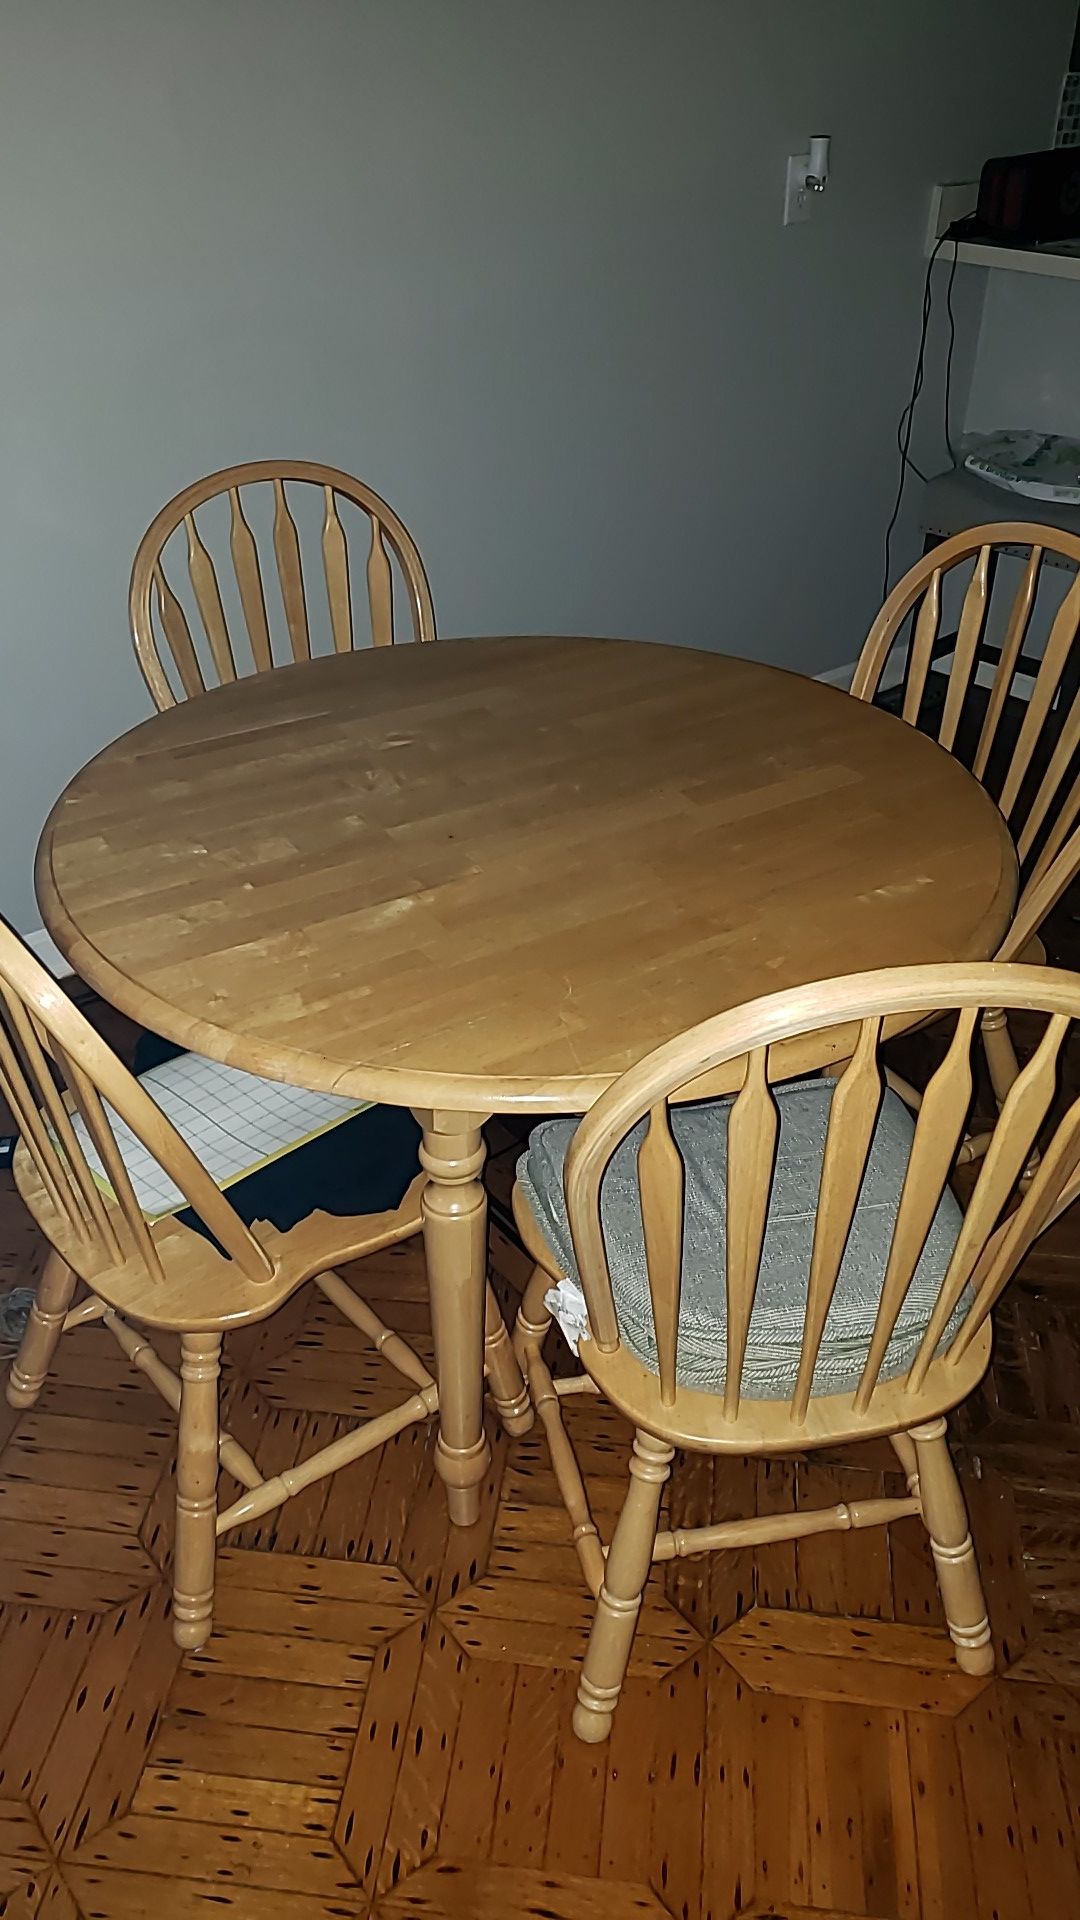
xmin=73 ymin=1049 xmax=423 ymax=1235
xmin=21 ymin=1052 xmax=425 ymax=1331
xmin=517 ymin=1078 xmax=968 ymax=1400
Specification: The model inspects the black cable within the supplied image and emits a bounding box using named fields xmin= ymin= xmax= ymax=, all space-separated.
xmin=882 ymin=230 xmax=949 ymax=601
xmin=944 ymin=235 xmax=961 ymax=468
xmin=881 ymin=218 xmax=973 ymax=601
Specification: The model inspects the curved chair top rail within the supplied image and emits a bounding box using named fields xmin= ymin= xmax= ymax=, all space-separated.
xmin=851 ymin=522 xmax=1080 ymax=888
xmin=0 ymin=918 xmax=272 ymax=1286
xmin=130 ymin=458 xmax=437 ymax=710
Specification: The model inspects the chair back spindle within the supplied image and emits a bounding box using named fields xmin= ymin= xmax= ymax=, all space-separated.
xmin=853 ymin=1008 xmax=978 ymax=1412
xmin=722 ymin=1047 xmax=778 ymax=1419
xmin=937 ymin=548 xmax=989 ymax=751
xmin=185 ymin=512 xmax=236 ymax=686
xmin=1000 ymin=822 xmax=1080 ymax=963
xmin=999 ymin=568 xmax=1080 ymax=823
xmin=637 ymin=1101 xmax=685 ymax=1407
xmin=972 ymin=544 xmax=1041 ymax=779
xmin=561 ymin=964 xmax=1080 ymax=1429
xmin=272 ymin=477 xmax=310 ymax=663
xmin=909 ymin=1013 xmax=1071 ymax=1387
xmin=131 ymin=460 xmax=436 ymax=709
xmin=793 ymin=1014 xmax=881 ymax=1421
xmin=0 ymin=921 xmax=273 ymax=1287
xmin=852 ymin=524 xmax=1080 ymax=888
xmin=901 ymin=567 xmax=943 ymax=729
xmin=229 ymin=487 xmax=274 ymax=673
xmin=152 ymin=563 xmax=206 ymax=699
xmin=322 ymin=486 xmax=353 ymax=653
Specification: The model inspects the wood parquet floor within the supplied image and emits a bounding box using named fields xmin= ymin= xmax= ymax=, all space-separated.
xmin=2 ymin=1053 xmax=1080 ymax=1916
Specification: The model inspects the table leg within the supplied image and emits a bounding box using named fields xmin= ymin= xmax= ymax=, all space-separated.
xmin=414 ymin=1110 xmax=529 ymax=1524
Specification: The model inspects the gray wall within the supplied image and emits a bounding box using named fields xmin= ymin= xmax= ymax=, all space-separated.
xmin=1 ymin=0 xmax=1073 ymax=930
xmin=966 ymin=271 xmax=1080 ymax=437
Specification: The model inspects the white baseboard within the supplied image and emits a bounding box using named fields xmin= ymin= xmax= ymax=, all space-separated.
xmin=814 ymin=653 xmax=914 ymax=695
xmin=24 ymin=927 xmax=74 ymax=980
xmin=816 ymin=651 xmax=1036 ymax=701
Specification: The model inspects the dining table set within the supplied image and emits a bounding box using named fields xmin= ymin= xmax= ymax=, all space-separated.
xmin=5 ymin=457 xmax=1080 ymax=1745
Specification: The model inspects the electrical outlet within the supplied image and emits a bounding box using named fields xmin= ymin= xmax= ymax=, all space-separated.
xmin=784 ymin=153 xmax=811 ymax=225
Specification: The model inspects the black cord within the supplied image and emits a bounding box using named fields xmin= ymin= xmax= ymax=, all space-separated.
xmin=944 ymin=236 xmax=960 ymax=468
xmin=881 ymin=230 xmax=949 ymax=601
xmin=881 ymin=218 xmax=973 ymax=601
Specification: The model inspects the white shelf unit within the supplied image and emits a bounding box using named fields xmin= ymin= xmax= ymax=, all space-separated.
xmin=927 ymin=181 xmax=1080 ymax=282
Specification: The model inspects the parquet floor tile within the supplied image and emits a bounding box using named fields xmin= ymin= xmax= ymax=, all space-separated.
xmin=2 ymin=990 xmax=1080 ymax=1915
xmin=716 ymin=1608 xmax=989 ymax=1714
xmin=373 ymin=1859 xmax=669 ymax=1916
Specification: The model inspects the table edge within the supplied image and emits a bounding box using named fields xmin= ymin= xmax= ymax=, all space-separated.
xmin=36 ymin=795 xmax=1019 ymax=1116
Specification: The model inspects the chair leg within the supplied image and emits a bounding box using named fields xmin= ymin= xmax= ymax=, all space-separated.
xmin=910 ymin=1417 xmax=993 ymax=1677
xmin=6 ymin=1250 xmax=78 ymax=1409
xmin=889 ymin=1430 xmax=920 ymax=1495
xmin=573 ymin=1429 xmax=673 ymax=1745
xmin=883 ymin=1067 xmax=923 ymax=1115
xmin=484 ymin=1283 xmax=533 ymax=1436
xmin=512 ymin=1263 xmax=554 ymax=1372
xmin=981 ymin=1008 xmax=1039 ymax=1181
xmin=173 ymin=1331 xmax=222 ymax=1652
xmin=980 ymin=1007 xmax=1021 ymax=1109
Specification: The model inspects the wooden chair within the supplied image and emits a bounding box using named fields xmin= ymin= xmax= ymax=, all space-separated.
xmin=851 ymin=523 xmax=1080 ymax=876
xmin=130 ymin=459 xmax=436 ymax=710
xmin=926 ymin=823 xmax=1080 ymax=1165
xmin=882 ymin=822 xmax=1080 ymax=1170
xmin=511 ymin=962 xmax=1080 ymax=1743
xmin=852 ymin=525 xmax=1080 ymax=1152
xmin=0 ymin=921 xmax=526 ymax=1648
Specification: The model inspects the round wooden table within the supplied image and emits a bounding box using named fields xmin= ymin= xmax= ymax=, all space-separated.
xmin=37 ymin=636 xmax=1017 ymax=1523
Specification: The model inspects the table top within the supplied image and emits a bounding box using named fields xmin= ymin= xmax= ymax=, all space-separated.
xmin=38 ymin=636 xmax=1018 ymax=1112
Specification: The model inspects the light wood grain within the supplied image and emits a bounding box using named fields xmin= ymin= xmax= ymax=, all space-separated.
xmin=38 ymin=641 xmax=1016 ymax=1113
xmin=852 ymin=524 xmax=1080 ymax=1154
xmin=967 ymin=823 xmax=1080 ymax=1149
xmin=723 ymin=1049 xmax=777 ymax=1422
xmin=272 ymin=477 xmax=310 ymax=664
xmin=184 ymin=514 xmax=235 ymax=687
xmin=852 ymin=522 xmax=1080 ymax=877
xmin=972 ymin=546 xmax=1040 ymax=780
xmin=794 ymin=1015 xmax=881 ymax=1421
xmin=229 ymin=487 xmax=273 ymax=674
xmin=572 ymin=1431 xmax=674 ymax=1743
xmin=637 ymin=1105 xmax=684 ymax=1409
xmin=129 ymin=459 xmax=436 ymax=709
xmin=854 ymin=1008 xmax=978 ymax=1413
xmin=910 ymin=1417 xmax=993 ymax=1675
